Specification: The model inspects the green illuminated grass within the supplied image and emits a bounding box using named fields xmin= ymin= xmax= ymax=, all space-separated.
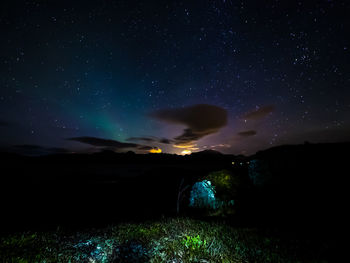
xmin=0 ymin=218 xmax=328 ymax=263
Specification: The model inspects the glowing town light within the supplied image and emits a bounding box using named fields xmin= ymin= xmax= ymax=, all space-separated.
xmin=174 ymin=144 xmax=196 ymax=149
xmin=149 ymin=148 xmax=162 ymax=153
xmin=181 ymin=150 xmax=192 ymax=155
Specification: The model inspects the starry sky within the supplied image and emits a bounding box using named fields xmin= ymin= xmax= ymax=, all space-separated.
xmin=0 ymin=0 xmax=349 ymax=155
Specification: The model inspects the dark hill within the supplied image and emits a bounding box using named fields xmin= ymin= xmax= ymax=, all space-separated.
xmin=245 ymin=142 xmax=349 ymax=238
xmin=191 ymin=149 xmax=223 ymax=155
xmin=0 ymin=149 xmax=238 ymax=233
xmin=0 ymin=141 xmax=348 ymax=239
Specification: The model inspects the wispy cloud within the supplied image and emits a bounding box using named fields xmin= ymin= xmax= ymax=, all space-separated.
xmin=242 ymin=105 xmax=275 ymax=120
xmin=67 ymin=136 xmax=138 ymax=149
xmin=237 ymin=130 xmax=257 ymax=137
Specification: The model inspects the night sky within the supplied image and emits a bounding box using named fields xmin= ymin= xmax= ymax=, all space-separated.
xmin=1 ymin=0 xmax=349 ymax=155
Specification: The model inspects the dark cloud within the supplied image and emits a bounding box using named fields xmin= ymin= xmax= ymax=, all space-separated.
xmin=0 ymin=120 xmax=13 ymax=127
xmin=138 ymin=145 xmax=153 ymax=150
xmin=243 ymin=105 xmax=275 ymax=120
xmin=67 ymin=136 xmax=138 ymax=149
xmin=127 ymin=136 xmax=173 ymax=145
xmin=67 ymin=136 xmax=164 ymax=153
xmin=159 ymin=138 xmax=173 ymax=144
xmin=12 ymin=145 xmax=71 ymax=155
xmin=174 ymin=128 xmax=210 ymax=144
xmin=13 ymin=144 xmax=44 ymax=150
xmin=47 ymin=147 xmax=71 ymax=154
xmin=237 ymin=130 xmax=257 ymax=137
xmin=126 ymin=137 xmax=156 ymax=142
xmin=150 ymin=104 xmax=227 ymax=146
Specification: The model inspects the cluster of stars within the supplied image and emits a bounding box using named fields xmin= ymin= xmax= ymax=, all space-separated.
xmin=0 ymin=0 xmax=348 ymax=154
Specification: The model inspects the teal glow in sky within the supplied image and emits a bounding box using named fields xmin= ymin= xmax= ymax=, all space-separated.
xmin=1 ymin=0 xmax=349 ymax=155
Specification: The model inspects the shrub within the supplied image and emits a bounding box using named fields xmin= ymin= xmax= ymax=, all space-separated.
xmin=189 ymin=171 xmax=237 ymax=215
xmin=182 ymin=234 xmax=207 ymax=251
xmin=206 ymin=170 xmax=240 ymax=200
xmin=189 ymin=180 xmax=219 ymax=209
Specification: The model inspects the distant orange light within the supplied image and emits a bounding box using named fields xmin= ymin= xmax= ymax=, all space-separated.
xmin=181 ymin=150 xmax=192 ymax=155
xmin=149 ymin=148 xmax=162 ymax=153
xmin=173 ymin=144 xmax=196 ymax=149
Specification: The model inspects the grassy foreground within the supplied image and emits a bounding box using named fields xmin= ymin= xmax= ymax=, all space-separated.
xmin=0 ymin=218 xmax=328 ymax=263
